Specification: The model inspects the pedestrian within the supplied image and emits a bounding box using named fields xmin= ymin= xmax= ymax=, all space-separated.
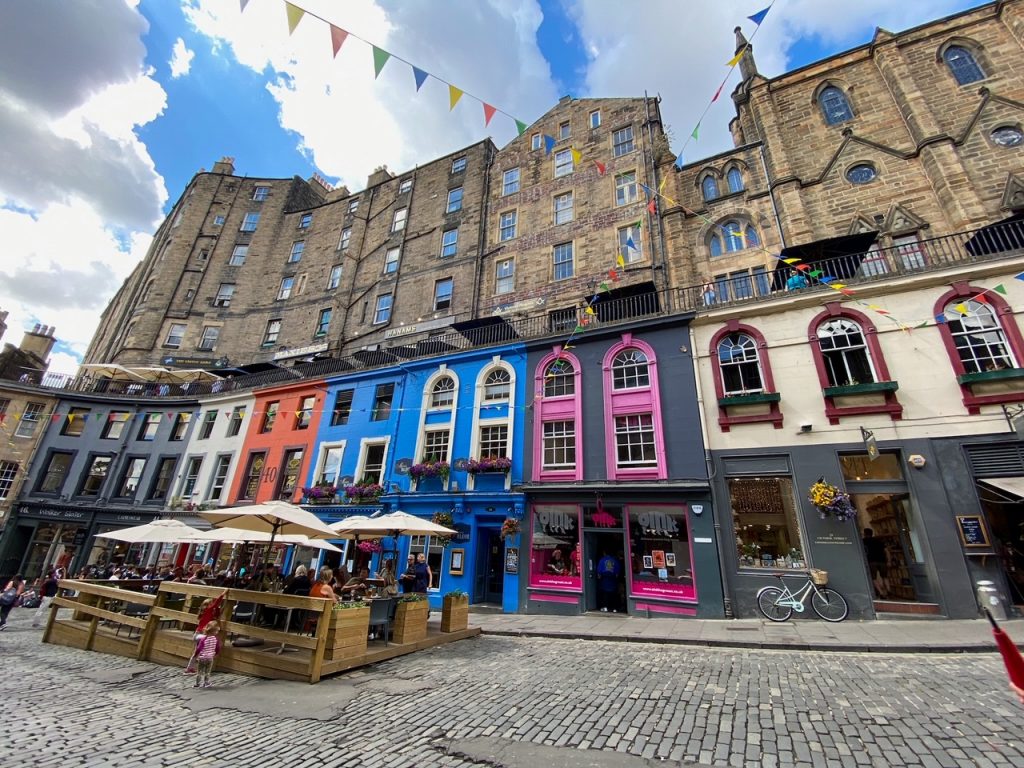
xmin=32 ymin=570 xmax=59 ymax=628
xmin=0 ymin=574 xmax=26 ymax=630
xmin=193 ymin=620 xmax=222 ymax=688
xmin=596 ymin=552 xmax=622 ymax=613
xmin=399 ymin=555 xmax=417 ymax=594
xmin=413 ymin=553 xmax=432 ymax=594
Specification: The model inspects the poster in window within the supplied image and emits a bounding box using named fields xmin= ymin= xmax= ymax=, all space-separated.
xmin=665 ymin=553 xmax=676 ymax=567
xmin=642 ymin=555 xmax=654 ymax=569
xmin=652 ymin=550 xmax=666 ymax=568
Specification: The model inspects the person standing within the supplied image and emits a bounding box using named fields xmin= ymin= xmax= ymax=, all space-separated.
xmin=596 ymin=552 xmax=621 ymax=613
xmin=399 ymin=555 xmax=417 ymax=594
xmin=413 ymin=553 xmax=432 ymax=594
xmin=193 ymin=620 xmax=222 ymax=689
xmin=862 ymin=528 xmax=889 ymax=599
xmin=0 ymin=574 xmax=25 ymax=630
xmin=32 ymin=571 xmax=59 ymax=629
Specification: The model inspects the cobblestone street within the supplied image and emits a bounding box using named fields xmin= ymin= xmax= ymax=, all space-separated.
xmin=2 ymin=611 xmax=1023 ymax=768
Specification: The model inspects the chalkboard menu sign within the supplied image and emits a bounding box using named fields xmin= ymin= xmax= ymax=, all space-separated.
xmin=956 ymin=515 xmax=990 ymax=548
xmin=505 ymin=547 xmax=519 ymax=574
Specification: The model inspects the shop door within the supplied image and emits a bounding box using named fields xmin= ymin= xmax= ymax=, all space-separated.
xmin=474 ymin=528 xmax=504 ymax=604
xmin=584 ymin=531 xmax=625 ymax=613
xmin=852 ymin=492 xmax=932 ymax=603
xmin=976 ymin=481 xmax=1024 ymax=608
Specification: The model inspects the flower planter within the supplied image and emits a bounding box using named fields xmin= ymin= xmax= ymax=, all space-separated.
xmin=440 ymin=595 xmax=469 ymax=633
xmin=392 ymin=600 xmax=429 ymax=644
xmin=325 ymin=605 xmax=370 ymax=660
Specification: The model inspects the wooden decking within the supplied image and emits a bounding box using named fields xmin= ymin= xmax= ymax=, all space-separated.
xmin=43 ymin=580 xmax=480 ymax=683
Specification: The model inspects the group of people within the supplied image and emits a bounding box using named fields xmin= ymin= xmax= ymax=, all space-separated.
xmin=1 ymin=570 xmax=61 ymax=631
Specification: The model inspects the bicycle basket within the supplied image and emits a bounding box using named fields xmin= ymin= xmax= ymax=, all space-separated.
xmin=810 ymin=568 xmax=829 ymax=586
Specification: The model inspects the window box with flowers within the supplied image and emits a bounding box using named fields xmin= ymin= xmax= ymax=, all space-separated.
xmin=343 ymin=481 xmax=384 ymax=504
xmin=410 ymin=460 xmax=449 ymax=492
xmin=301 ymin=484 xmax=338 ymax=505
xmin=808 ymin=478 xmax=856 ymax=522
xmin=467 ymin=456 xmax=512 ymax=474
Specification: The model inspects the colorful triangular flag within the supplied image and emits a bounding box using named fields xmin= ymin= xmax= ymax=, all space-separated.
xmin=674 ymin=153 xmax=684 ymax=170
xmin=994 ymin=283 xmax=1007 ymax=294
xmin=626 ymin=236 xmax=637 ymax=251
xmin=571 ymin=148 xmax=581 ymax=165
xmin=594 ymin=160 xmax=606 ymax=175
xmin=1015 ymin=271 xmax=1024 ymax=281
xmin=658 ymin=176 xmax=667 ymax=194
xmin=748 ymin=6 xmax=771 ymax=26
xmin=412 ymin=66 xmax=428 ymax=91
xmin=372 ymin=46 xmax=391 ymax=79
xmin=330 ymin=25 xmax=348 ymax=58
xmin=449 ymin=85 xmax=463 ymax=110
xmin=934 ymin=313 xmax=948 ymax=324
xmin=954 ymin=303 xmax=968 ymax=315
xmin=809 ymin=270 xmax=823 ymax=278
xmin=285 ymin=2 xmax=304 ymax=35
xmin=782 ymin=257 xmax=801 ymax=265
xmin=616 ymin=254 xmax=626 ymax=268
xmin=598 ymin=282 xmax=610 ymax=292
xmin=727 ymin=50 xmax=743 ymax=67
xmin=584 ymin=306 xmax=596 ymax=316
xmin=915 ymin=320 xmax=930 ymax=329
xmin=574 ymin=325 xmax=585 ymax=334
xmin=711 ymin=84 xmax=723 ymax=103
xmin=483 ymin=103 xmax=497 ymax=126
xmin=691 ymin=123 xmax=700 ymax=141
xmin=647 ymin=198 xmax=656 ymax=215
xmin=515 ymin=120 xmax=527 ymax=136
xmin=544 ymin=135 xmax=556 ymax=155
xmin=975 ymin=294 xmax=989 ymax=304
xmin=608 ymin=269 xmax=619 ymax=281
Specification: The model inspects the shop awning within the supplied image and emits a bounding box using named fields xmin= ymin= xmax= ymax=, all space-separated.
xmin=352 ymin=348 xmax=398 ymax=367
xmin=964 ymin=213 xmax=1024 ymax=257
xmin=771 ymin=231 xmax=879 ymax=290
xmin=979 ymin=477 xmax=1024 ymax=499
xmin=451 ymin=316 xmax=519 ymax=344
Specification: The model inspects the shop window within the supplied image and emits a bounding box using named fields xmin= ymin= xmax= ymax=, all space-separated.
xmin=240 ymin=453 xmax=266 ymax=500
xmin=729 ymin=476 xmax=806 ymax=569
xmin=533 ymin=351 xmax=583 ymax=482
xmin=529 ymin=504 xmax=581 ymax=591
xmin=277 ymin=448 xmax=305 ymax=500
xmin=626 ymin=505 xmax=695 ymax=601
xmin=839 ymin=453 xmax=903 ymax=482
xmin=602 ymin=336 xmax=666 ymax=481
xmin=38 ymin=452 xmax=73 ymax=494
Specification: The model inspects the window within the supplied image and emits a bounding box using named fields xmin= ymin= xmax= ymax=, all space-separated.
xmin=80 ymin=455 xmax=112 ymax=496
xmin=317 ymin=446 xmax=344 ymax=486
xmin=709 ymin=220 xmax=759 ymax=255
xmin=372 ymin=383 xmax=394 ymax=421
xmin=384 ymin=247 xmax=401 ymax=274
xmin=181 ymin=457 xmax=202 ymax=498
xmin=446 ymin=187 xmax=463 ymax=213
xmin=164 ymin=323 xmax=187 ymax=348
xmin=499 ymin=211 xmax=517 ymax=242
xmin=618 ymin=225 xmax=642 ymax=264
xmin=315 ymin=308 xmax=332 ymax=336
xmin=261 ymin=402 xmax=279 ymax=433
xmin=730 ymin=476 xmax=805 ymax=570
xmin=727 ymin=167 xmax=744 ymax=194
xmin=434 ymin=278 xmax=454 ymax=311
xmin=817 ymin=318 xmax=876 ymax=386
xmin=331 ymin=390 xmax=354 ymax=426
xmin=213 ymin=215 xmax=225 ymax=226
xmin=441 ymin=228 xmax=458 ymax=257
xmin=373 ymin=295 xmax=393 ymax=324
xmin=138 ymin=413 xmax=161 ymax=441
xmin=548 ymin=308 xmax=576 ymax=334
xmin=253 ymin=186 xmax=270 ymax=201
xmin=0 ymin=461 xmax=16 ymax=500
xmin=718 ymin=333 xmax=764 ymax=395
xmin=409 ymin=534 xmax=444 ymax=590
xmin=289 ymin=241 xmax=305 ymax=263
xmin=479 ymin=424 xmax=508 ymax=458
xmin=559 ymin=121 xmax=570 ymax=140
xmin=296 ymin=396 xmax=315 ymax=430
xmin=240 ymin=212 xmax=260 ymax=232
xmin=209 ymin=455 xmax=232 ymax=501
xmin=399 ymin=178 xmax=412 ymax=194
xmin=197 ymin=249 xmax=209 ymax=262
xmin=590 ymin=110 xmax=601 ymax=129
xmin=229 ymin=245 xmax=248 ymax=266
xmin=554 ymin=192 xmax=574 ymax=225
xmin=615 ymin=171 xmax=638 ymax=206
xmin=117 ymin=458 xmax=146 ymax=498
xmin=544 ymin=358 xmax=575 ymax=397
xmin=421 ymin=430 xmax=450 ymax=463
xmin=240 ymin=453 xmax=266 ymax=500
xmin=278 ymin=448 xmax=305 ymax=500
xmin=277 ymin=277 xmax=295 ymax=300
xmin=299 ymin=213 xmax=312 ymax=229
xmin=199 ymin=326 xmax=220 ymax=351
xmin=102 ymin=411 xmax=130 ymax=440
xmin=391 ymin=208 xmax=408 ymax=233
xmin=819 ymin=85 xmax=853 ymax=125
xmin=483 ymin=368 xmax=511 ymax=401
xmin=944 ymin=45 xmax=985 ymax=85
xmin=612 ymin=126 xmax=634 ymax=157
xmin=226 ymin=406 xmax=245 ymax=437
xmin=360 ymin=442 xmax=387 ymax=485
xmin=38 ymin=452 xmax=72 ymax=494
xmin=553 ymin=242 xmax=574 ymax=281
xmin=614 ymin=414 xmax=656 ymax=468
xmin=554 ymin=149 xmax=573 ymax=178
xmin=451 ymin=156 xmax=467 ymax=174
xmin=328 ymin=264 xmax=342 ymax=290
xmin=15 ymin=403 xmax=45 ymax=438
xmin=338 ymin=228 xmax=352 ymax=252
xmin=945 ymin=299 xmax=1016 ymax=373
xmin=348 ymin=198 xmax=359 ymax=214
xmin=170 ymin=412 xmax=192 ymax=441
xmin=263 ymin=319 xmax=281 ymax=345
xmin=701 ymin=176 xmax=719 ymax=202
xmin=198 ymin=410 xmax=217 ymax=440
xmin=531 ymin=133 xmax=542 ymax=151
xmin=496 ymin=258 xmax=515 ymax=294
xmin=846 ymin=164 xmax=877 ymax=184
xmin=542 ymin=421 xmax=576 ymax=470
xmin=893 ymin=234 xmax=927 ymax=270
xmin=61 ymin=407 xmax=90 ymax=437
xmin=430 ymin=376 xmax=455 ymax=408
xmin=612 ymin=349 xmax=650 ymax=390
xmin=502 ymin=168 xmax=520 ymax=196
xmin=214 ymin=283 xmax=235 ymax=307
xmin=991 ymin=126 xmax=1024 ymax=147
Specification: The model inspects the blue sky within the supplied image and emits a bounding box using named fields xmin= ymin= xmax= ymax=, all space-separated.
xmin=0 ymin=0 xmax=989 ymax=371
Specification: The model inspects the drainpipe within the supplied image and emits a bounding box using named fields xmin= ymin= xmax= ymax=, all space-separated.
xmin=471 ymin=141 xmax=495 ymax=317
xmin=642 ymin=93 xmax=670 ymax=298
xmin=758 ymin=143 xmax=786 ymax=250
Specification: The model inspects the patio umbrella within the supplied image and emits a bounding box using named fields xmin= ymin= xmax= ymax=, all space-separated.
xmin=173 ymin=369 xmax=223 ymax=382
xmin=94 ymin=518 xmax=207 ymax=543
xmin=77 ymin=363 xmax=147 ymax=382
xmin=985 ymin=609 xmax=1024 ymax=696
xmin=197 ymin=527 xmax=342 ymax=552
xmin=327 ymin=515 xmax=375 ymax=538
xmin=331 ymin=510 xmax=457 ymax=539
xmin=131 ymin=366 xmax=186 ymax=384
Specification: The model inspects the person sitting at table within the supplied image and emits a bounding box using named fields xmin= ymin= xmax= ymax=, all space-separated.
xmin=378 ymin=559 xmax=398 ymax=597
xmin=283 ymin=564 xmax=311 ymax=597
xmin=547 ymin=549 xmax=568 ymax=575
xmin=340 ymin=569 xmax=372 ymax=599
xmin=309 ymin=567 xmax=341 ymax=603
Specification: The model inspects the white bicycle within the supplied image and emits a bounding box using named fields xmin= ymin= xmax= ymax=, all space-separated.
xmin=755 ymin=569 xmax=849 ymax=622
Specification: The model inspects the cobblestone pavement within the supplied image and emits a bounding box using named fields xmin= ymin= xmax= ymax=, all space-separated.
xmin=2 ymin=611 xmax=1024 ymax=768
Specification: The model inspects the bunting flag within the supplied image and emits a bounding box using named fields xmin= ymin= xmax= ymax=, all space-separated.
xmin=598 ymin=281 xmax=610 ymax=292
xmin=584 ymin=306 xmax=596 ymax=316
xmin=726 ymin=51 xmax=743 ymax=67
xmin=1016 ymin=271 xmax=1024 ymax=281
xmin=608 ymin=269 xmax=619 ymax=281
xmin=994 ymin=283 xmax=1008 ymax=294
xmin=571 ymin=148 xmax=582 ymax=166
xmin=915 ymin=320 xmax=930 ymax=329
xmin=544 ymin=135 xmax=556 ymax=155
xmin=782 ymin=257 xmax=801 ymax=265
xmin=674 ymin=153 xmax=684 ymax=170
xmin=626 ymin=236 xmax=637 ymax=251
xmin=330 ymin=25 xmax=348 ymax=57
xmin=711 ymin=84 xmax=723 ymax=103
xmin=594 ymin=160 xmax=606 ymax=175
xmin=809 ymin=270 xmax=823 ymax=278
xmin=691 ymin=123 xmax=700 ymax=141
xmin=658 ymin=176 xmax=667 ymax=194
xmin=285 ymin=2 xmax=305 ymax=34
xmin=647 ymin=198 xmax=656 ymax=215
xmin=954 ymin=303 xmax=968 ymax=315
xmin=372 ymin=46 xmax=391 ymax=78
xmin=483 ymin=103 xmax=497 ymax=126
xmin=748 ymin=6 xmax=771 ymax=26
xmin=410 ymin=66 xmax=429 ymax=91
xmin=616 ymin=254 xmax=626 ymax=268
xmin=975 ymin=294 xmax=989 ymax=304
xmin=934 ymin=313 xmax=948 ymax=324
xmin=515 ymin=120 xmax=528 ymax=136
xmin=240 ymin=0 xmax=250 ymax=11
xmin=448 ymin=84 xmax=463 ymax=110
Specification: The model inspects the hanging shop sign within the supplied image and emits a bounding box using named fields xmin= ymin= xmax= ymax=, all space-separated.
xmin=492 ymin=297 xmax=546 ymax=317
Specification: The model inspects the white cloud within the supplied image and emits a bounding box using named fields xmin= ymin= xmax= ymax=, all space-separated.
xmin=169 ymin=37 xmax=195 ymax=78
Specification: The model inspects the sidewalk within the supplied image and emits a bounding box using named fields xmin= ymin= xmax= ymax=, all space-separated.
xmin=470 ymin=611 xmax=1024 ymax=653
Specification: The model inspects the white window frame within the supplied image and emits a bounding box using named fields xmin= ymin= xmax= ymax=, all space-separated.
xmin=355 ymin=437 xmax=390 ymax=486
xmin=615 ymin=171 xmax=638 ymax=206
xmin=499 ymin=211 xmax=517 ymax=242
xmin=289 ymin=241 xmax=305 ymax=263
xmin=240 ymin=212 xmax=259 ymax=232
xmin=531 ymin=133 xmax=541 ymax=151
xmin=263 ymin=319 xmax=282 ymax=345
xmin=542 ymin=420 xmax=576 ymax=470
xmin=554 ymin=192 xmax=574 ymax=225
xmin=299 ymin=213 xmax=312 ymax=229
xmin=199 ymin=326 xmax=220 ymax=351
xmin=207 ymin=454 xmax=233 ymax=501
xmin=612 ymin=126 xmax=634 ymax=157
xmin=618 ymin=224 xmax=643 ymax=264
xmin=590 ymin=110 xmax=601 ymax=129
xmin=179 ymin=456 xmax=203 ymax=498
xmin=253 ymin=186 xmax=270 ymax=201
xmin=373 ymin=295 xmax=393 ymax=325
xmin=434 ymin=278 xmax=454 ymax=312
xmin=164 ymin=323 xmax=187 ymax=348
xmin=214 ymin=283 xmax=235 ymax=307
xmin=496 ymin=258 xmax=515 ymax=295
xmin=15 ymin=403 xmax=45 ymax=438
xmin=313 ymin=441 xmax=347 ymax=486
xmin=553 ymin=242 xmax=574 ymax=281
xmin=277 ymin=277 xmax=294 ymax=300
xmin=441 ymin=228 xmax=458 ymax=257
xmin=554 ymin=149 xmax=574 ymax=178
xmin=391 ymin=208 xmax=408 ymax=233
xmin=502 ymin=168 xmax=520 ymax=196
xmin=614 ymin=413 xmax=657 ymax=468
xmin=559 ymin=121 xmax=571 ymax=140
xmin=384 ymin=247 xmax=401 ymax=274
xmin=348 ymin=199 xmax=359 ymax=214
xmin=399 ymin=179 xmax=413 ymax=194
xmin=229 ymin=245 xmax=248 ymax=266
xmin=327 ymin=265 xmax=342 ymax=290
xmin=446 ymin=187 xmax=463 ymax=213
xmin=0 ymin=460 xmax=16 ymax=501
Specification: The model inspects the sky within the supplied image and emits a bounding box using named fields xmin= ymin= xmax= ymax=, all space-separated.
xmin=0 ymin=0 xmax=987 ymax=375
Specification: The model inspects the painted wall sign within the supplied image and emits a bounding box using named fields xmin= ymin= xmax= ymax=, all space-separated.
xmin=813 ymin=532 xmax=854 ymax=546
xmin=273 ymin=342 xmax=328 ymax=361
xmin=491 ymin=296 xmax=546 ymax=317
xmin=383 ymin=316 xmax=455 ymax=339
xmin=19 ymin=506 xmax=89 ymax=522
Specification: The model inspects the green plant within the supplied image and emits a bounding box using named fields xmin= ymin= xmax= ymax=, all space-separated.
xmin=446 ymin=589 xmax=468 ymax=599
xmin=333 ymin=600 xmax=368 ymax=610
xmin=398 ymin=593 xmax=427 ymax=603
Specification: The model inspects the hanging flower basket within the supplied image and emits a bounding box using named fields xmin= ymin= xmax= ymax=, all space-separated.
xmin=356 ymin=539 xmax=382 ymax=554
xmin=343 ymin=481 xmax=384 ymax=503
xmin=500 ymin=517 xmax=520 ymax=540
xmin=808 ymin=479 xmax=856 ymax=522
xmin=432 ymin=511 xmax=455 ymax=547
xmin=467 ymin=456 xmax=512 ymax=475
xmin=410 ymin=461 xmax=450 ymax=481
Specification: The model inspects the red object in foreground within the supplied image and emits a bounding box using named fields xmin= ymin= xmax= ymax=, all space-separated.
xmin=986 ymin=609 xmax=1024 ymax=690
xmin=196 ymin=592 xmax=226 ymax=631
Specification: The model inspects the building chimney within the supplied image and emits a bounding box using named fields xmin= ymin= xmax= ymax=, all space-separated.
xmin=20 ymin=323 xmax=56 ymax=362
xmin=211 ymin=156 xmax=235 ymax=175
xmin=308 ymin=172 xmax=334 ymax=194
xmin=367 ymin=165 xmax=394 ymax=188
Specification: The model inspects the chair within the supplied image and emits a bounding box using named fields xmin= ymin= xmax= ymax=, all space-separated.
xmin=230 ymin=602 xmax=256 ymax=635
xmin=115 ymin=603 xmax=150 ymax=639
xmin=368 ymin=598 xmax=393 ymax=646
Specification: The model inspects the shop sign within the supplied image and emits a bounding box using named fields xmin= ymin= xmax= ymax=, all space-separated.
xmin=273 ymin=342 xmax=328 ymax=361
xmin=383 ymin=316 xmax=455 ymax=339
xmin=492 ymin=297 xmax=545 ymax=317
xmin=161 ymin=355 xmax=228 ymax=368
xmin=96 ymin=513 xmax=147 ymax=525
xmin=536 ymin=507 xmax=576 ymax=534
xmin=633 ymin=509 xmax=679 ymax=537
xmin=505 ymin=547 xmax=519 ymax=574
xmin=812 ymin=532 xmax=854 ymax=546
xmin=19 ymin=505 xmax=88 ymax=522
xmin=453 ymin=523 xmax=471 ymax=543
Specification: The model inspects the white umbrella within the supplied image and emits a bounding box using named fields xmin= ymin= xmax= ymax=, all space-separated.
xmin=197 ymin=527 xmax=342 ymax=552
xmin=130 ymin=366 xmax=184 ymax=384
xmin=200 ymin=501 xmax=338 ymax=540
xmin=173 ymin=369 xmax=223 ymax=383
xmin=327 ymin=515 xmax=374 ymax=538
xmin=333 ymin=510 xmax=457 ymax=539
xmin=77 ymin=363 xmax=147 ymax=382
xmin=94 ymin=518 xmax=207 ymax=543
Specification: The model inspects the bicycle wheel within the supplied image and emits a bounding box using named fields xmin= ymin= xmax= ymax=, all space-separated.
xmin=810 ymin=587 xmax=849 ymax=622
xmin=756 ymin=586 xmax=793 ymax=622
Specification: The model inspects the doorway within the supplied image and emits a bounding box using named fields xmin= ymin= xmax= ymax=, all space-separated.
xmin=977 ymin=483 xmax=1024 ymax=608
xmin=852 ymin=493 xmax=931 ymax=603
xmin=584 ymin=531 xmax=626 ymax=613
xmin=473 ymin=528 xmax=504 ymax=605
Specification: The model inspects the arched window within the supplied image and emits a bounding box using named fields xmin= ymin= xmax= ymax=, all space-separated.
xmin=611 ymin=349 xmax=650 ymax=390
xmin=718 ymin=333 xmax=763 ymax=395
xmin=817 ymin=318 xmax=875 ymax=386
xmin=710 ymin=220 xmax=759 ymax=255
xmin=943 ymin=45 xmax=985 ymax=85
xmin=483 ymin=368 xmax=511 ymax=401
xmin=819 ymin=86 xmax=853 ymax=126
xmin=727 ymin=167 xmax=744 ymax=194
xmin=543 ymin=358 xmax=575 ymax=397
xmin=709 ymin=237 xmax=723 ymax=257
xmin=702 ymin=176 xmax=719 ymax=202
xmin=944 ymin=299 xmax=1016 ymax=373
xmin=430 ymin=376 xmax=455 ymax=408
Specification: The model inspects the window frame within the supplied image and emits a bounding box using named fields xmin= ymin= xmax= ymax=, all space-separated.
xmin=338 ymin=227 xmax=352 ymax=252
xmin=198 ymin=410 xmax=217 ymax=440
xmin=115 ymin=457 xmax=147 ymax=499
xmin=0 ymin=460 xmax=17 ymax=501
xmin=356 ymin=438 xmax=389 ymax=486
xmin=102 ymin=411 xmax=131 ymax=440
xmin=590 ymin=110 xmax=601 ymax=129
xmin=253 ymin=186 xmax=270 ymax=201
xmin=180 ymin=456 xmax=203 ymax=498
xmin=164 ymin=323 xmax=187 ymax=348
xmin=942 ymin=44 xmax=986 ymax=86
xmin=298 ymin=213 xmax=312 ymax=229
xmin=208 ymin=454 xmax=233 ymax=501
xmin=77 ymin=454 xmax=114 ymax=498
xmin=226 ymin=406 xmax=245 ymax=438
xmin=612 ymin=125 xmax=634 ymax=157
xmin=61 ymin=407 xmax=91 ymax=437
xmin=170 ymin=412 xmax=192 ymax=441
xmin=441 ymin=228 xmax=458 ymax=258
xmin=391 ymin=207 xmax=408 ymax=233
xmin=240 ymin=212 xmax=260 ymax=232
xmin=373 ymin=294 xmax=393 ymax=325
xmin=499 ymin=211 xmax=517 ymax=242
xmin=554 ymin=149 xmax=574 ymax=178
xmin=331 ymin=389 xmax=354 ymax=426
xmin=446 ymin=187 xmax=463 ymax=213
xmin=15 ymin=402 xmax=46 ymax=438
xmin=315 ymin=308 xmax=332 ymax=337
xmin=261 ymin=402 xmax=279 ymax=434
xmin=199 ymin=325 xmax=220 ymax=351
xmin=263 ymin=319 xmax=282 ymax=346
xmin=433 ymin=277 xmax=454 ymax=312
xmin=602 ymin=335 xmax=666 ymax=480
xmin=617 ymin=224 xmax=643 ymax=264
xmin=327 ymin=264 xmax=343 ymax=290
xmin=502 ymin=168 xmax=520 ymax=196
xmin=288 ymin=241 xmax=305 ymax=263
xmin=371 ymin=383 xmax=395 ymax=421
xmin=238 ymin=451 xmax=267 ymax=501
xmin=818 ymin=85 xmax=854 ymax=126
xmin=277 ymin=277 xmax=295 ymax=301
xmin=709 ymin=322 xmax=783 ymax=431
xmin=37 ymin=450 xmax=73 ymax=494
xmin=552 ymin=242 xmax=574 ymax=281
xmin=451 ymin=156 xmax=467 ymax=174
xmin=229 ymin=245 xmax=248 ymax=266
xmin=383 ymin=246 xmax=401 ymax=275
xmin=495 ymin=258 xmax=515 ymax=295
xmin=615 ymin=171 xmax=638 ymax=206
xmin=214 ymin=283 xmax=235 ymax=307
xmin=146 ymin=456 xmax=178 ymax=502
xmin=553 ymin=191 xmax=574 ymax=225
xmin=137 ymin=413 xmax=161 ymax=441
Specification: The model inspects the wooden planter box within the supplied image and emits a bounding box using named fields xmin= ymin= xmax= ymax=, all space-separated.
xmin=392 ymin=600 xmax=428 ymax=644
xmin=440 ymin=596 xmax=468 ymax=633
xmin=325 ymin=605 xmax=370 ymax=660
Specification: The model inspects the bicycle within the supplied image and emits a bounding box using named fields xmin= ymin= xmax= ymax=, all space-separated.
xmin=755 ymin=569 xmax=849 ymax=622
